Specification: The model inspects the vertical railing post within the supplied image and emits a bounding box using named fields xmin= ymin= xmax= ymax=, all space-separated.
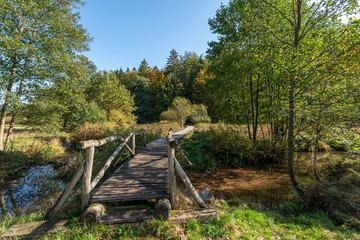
xmin=131 ymin=133 xmax=136 ymax=153
xmin=143 ymin=128 xmax=147 ymax=146
xmin=82 ymin=146 xmax=94 ymax=211
xmin=166 ymin=129 xmax=177 ymax=209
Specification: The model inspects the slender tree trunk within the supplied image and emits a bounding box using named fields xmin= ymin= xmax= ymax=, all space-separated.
xmin=0 ymin=57 xmax=17 ymax=150
xmin=241 ymin=81 xmax=252 ymax=140
xmin=287 ymin=0 xmax=305 ymax=197
xmin=0 ymin=83 xmax=15 ymax=151
xmin=313 ymin=124 xmax=321 ymax=182
xmin=4 ymin=53 xmax=30 ymax=151
xmin=4 ymin=66 xmax=26 ymax=151
xmin=0 ymin=190 xmax=5 ymax=213
xmin=288 ymin=86 xmax=304 ymax=196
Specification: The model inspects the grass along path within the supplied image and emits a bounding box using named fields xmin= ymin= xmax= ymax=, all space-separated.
xmin=1 ymin=200 xmax=354 ymax=239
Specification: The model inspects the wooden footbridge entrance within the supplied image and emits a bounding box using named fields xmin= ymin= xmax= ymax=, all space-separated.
xmin=45 ymin=126 xmax=215 ymax=224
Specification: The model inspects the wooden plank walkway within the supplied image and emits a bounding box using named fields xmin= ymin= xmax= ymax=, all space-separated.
xmin=89 ymin=126 xmax=194 ymax=204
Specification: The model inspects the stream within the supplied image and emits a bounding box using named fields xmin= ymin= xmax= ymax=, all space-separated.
xmin=0 ymin=165 xmax=65 ymax=216
xmin=0 ymin=151 xmax=358 ymax=215
xmin=188 ymin=151 xmax=359 ymax=206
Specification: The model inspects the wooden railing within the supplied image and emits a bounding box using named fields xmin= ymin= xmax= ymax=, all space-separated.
xmin=166 ymin=129 xmax=206 ymax=209
xmin=45 ymin=129 xmax=146 ymax=220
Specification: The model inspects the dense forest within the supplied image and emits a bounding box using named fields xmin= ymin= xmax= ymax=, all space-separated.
xmin=1 ymin=0 xmax=360 ymax=239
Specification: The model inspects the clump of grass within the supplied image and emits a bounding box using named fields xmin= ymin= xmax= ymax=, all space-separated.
xmin=303 ymin=159 xmax=360 ymax=230
xmin=29 ymin=199 xmax=359 ymax=239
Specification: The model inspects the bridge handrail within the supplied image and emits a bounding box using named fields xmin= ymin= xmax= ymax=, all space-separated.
xmin=45 ymin=128 xmax=146 ymax=220
xmin=166 ymin=128 xmax=206 ymax=209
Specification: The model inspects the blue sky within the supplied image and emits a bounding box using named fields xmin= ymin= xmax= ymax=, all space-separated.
xmin=78 ymin=0 xmax=226 ymax=71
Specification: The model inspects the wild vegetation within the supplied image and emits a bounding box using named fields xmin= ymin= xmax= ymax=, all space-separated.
xmin=1 ymin=0 xmax=360 ymax=238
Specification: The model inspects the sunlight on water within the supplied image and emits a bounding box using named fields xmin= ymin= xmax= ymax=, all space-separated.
xmin=1 ymin=165 xmax=65 ymax=216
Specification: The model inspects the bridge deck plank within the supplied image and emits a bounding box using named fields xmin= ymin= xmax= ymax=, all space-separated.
xmin=89 ymin=126 xmax=194 ymax=203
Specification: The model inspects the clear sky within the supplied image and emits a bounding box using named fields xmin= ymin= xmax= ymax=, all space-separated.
xmin=78 ymin=0 xmax=226 ymax=71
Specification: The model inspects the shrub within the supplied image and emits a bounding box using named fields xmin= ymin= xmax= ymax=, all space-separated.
xmin=303 ymin=160 xmax=360 ymax=229
xmin=71 ymin=123 xmax=111 ymax=142
xmin=189 ymin=104 xmax=211 ymax=124
xmin=159 ymin=109 xmax=178 ymax=123
xmin=180 ymin=127 xmax=284 ymax=172
xmin=70 ymin=102 xmax=106 ymax=129
xmin=170 ymin=97 xmax=193 ymax=125
xmin=160 ymin=98 xmax=212 ymax=125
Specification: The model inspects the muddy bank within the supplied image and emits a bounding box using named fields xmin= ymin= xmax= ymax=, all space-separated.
xmin=188 ymin=152 xmax=356 ymax=206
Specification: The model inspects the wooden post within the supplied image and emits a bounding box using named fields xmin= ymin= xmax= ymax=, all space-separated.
xmin=82 ymin=146 xmax=94 ymax=211
xmin=154 ymin=199 xmax=171 ymax=220
xmin=81 ymin=203 xmax=106 ymax=223
xmin=45 ymin=162 xmax=85 ymax=220
xmin=167 ymin=130 xmax=177 ymax=210
xmin=131 ymin=133 xmax=136 ymax=153
xmin=174 ymin=158 xmax=206 ymax=208
xmin=143 ymin=131 xmax=146 ymax=146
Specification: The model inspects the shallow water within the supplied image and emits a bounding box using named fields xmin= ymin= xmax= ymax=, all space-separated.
xmin=188 ymin=151 xmax=359 ymax=206
xmin=0 ymin=165 xmax=65 ymax=216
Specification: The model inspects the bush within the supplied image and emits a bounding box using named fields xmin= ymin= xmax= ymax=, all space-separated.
xmin=159 ymin=98 xmax=212 ymax=125
xmin=189 ymin=104 xmax=211 ymax=124
xmin=70 ymin=102 xmax=106 ymax=129
xmin=159 ymin=109 xmax=178 ymax=123
xmin=180 ymin=127 xmax=284 ymax=172
xmin=303 ymin=160 xmax=360 ymax=229
xmin=71 ymin=123 xmax=111 ymax=142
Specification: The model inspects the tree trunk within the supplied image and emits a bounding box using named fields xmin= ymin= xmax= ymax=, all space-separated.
xmin=4 ymin=72 xmax=25 ymax=151
xmin=288 ymin=86 xmax=304 ymax=197
xmin=313 ymin=126 xmax=321 ymax=182
xmin=0 ymin=190 xmax=5 ymax=213
xmin=0 ymin=57 xmax=17 ymax=150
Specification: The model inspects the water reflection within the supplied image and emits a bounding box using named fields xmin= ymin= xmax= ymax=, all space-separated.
xmin=189 ymin=151 xmax=360 ymax=206
xmin=0 ymin=165 xmax=65 ymax=216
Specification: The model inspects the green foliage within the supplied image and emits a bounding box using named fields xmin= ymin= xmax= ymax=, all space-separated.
xmin=126 ymin=74 xmax=156 ymax=123
xmin=11 ymin=199 xmax=358 ymax=239
xmin=159 ymin=109 xmax=178 ymax=123
xmin=160 ymin=98 xmax=211 ymax=125
xmin=86 ymin=70 xmax=137 ymax=126
xmin=70 ymin=102 xmax=106 ymax=129
xmin=181 ymin=127 xmax=284 ymax=172
xmin=71 ymin=123 xmax=111 ymax=142
xmin=189 ymin=104 xmax=211 ymax=124
xmin=303 ymin=159 xmax=360 ymax=229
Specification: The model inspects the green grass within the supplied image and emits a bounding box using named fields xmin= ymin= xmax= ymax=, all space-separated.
xmin=2 ymin=200 xmax=358 ymax=239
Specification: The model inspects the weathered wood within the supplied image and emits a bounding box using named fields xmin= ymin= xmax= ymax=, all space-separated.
xmin=154 ymin=199 xmax=171 ymax=220
xmin=176 ymin=147 xmax=193 ymax=166
xmin=81 ymin=203 xmax=106 ymax=223
xmin=1 ymin=220 xmax=70 ymax=238
xmin=45 ymin=162 xmax=84 ymax=220
xmin=100 ymin=209 xmax=153 ymax=224
xmin=170 ymin=208 xmax=218 ymax=224
xmin=90 ymin=134 xmax=133 ymax=189
xmin=131 ymin=133 xmax=136 ymax=153
xmin=88 ymin=127 xmax=194 ymax=207
xmin=167 ymin=138 xmax=177 ymax=209
xmin=82 ymin=146 xmax=94 ymax=211
xmin=90 ymin=192 xmax=169 ymax=203
xmin=174 ymin=158 xmax=206 ymax=208
xmin=125 ymin=144 xmax=135 ymax=156
xmin=77 ymin=136 xmax=124 ymax=149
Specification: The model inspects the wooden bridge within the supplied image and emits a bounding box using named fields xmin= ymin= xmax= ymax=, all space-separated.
xmin=44 ymin=126 xmax=215 ymax=224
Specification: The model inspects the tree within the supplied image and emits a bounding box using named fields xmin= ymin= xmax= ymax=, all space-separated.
xmin=138 ymin=59 xmax=150 ymax=77
xmin=127 ymin=75 xmax=156 ymax=123
xmin=86 ymin=71 xmax=136 ymax=126
xmin=24 ymin=56 xmax=96 ymax=132
xmin=0 ymin=0 xmax=91 ymax=149
xmin=207 ymin=0 xmax=360 ymax=196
